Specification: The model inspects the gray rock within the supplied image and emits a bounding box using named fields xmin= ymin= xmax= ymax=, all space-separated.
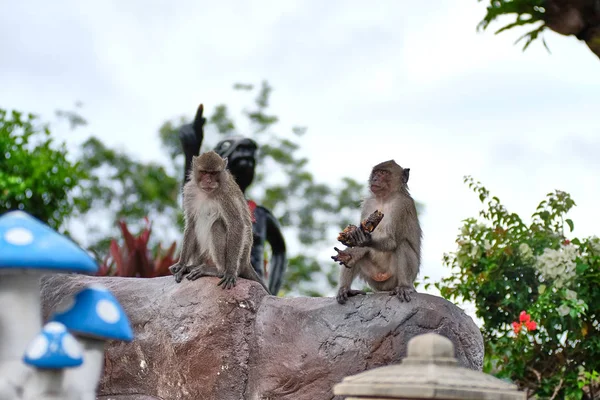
xmin=40 ymin=275 xmax=483 ymax=400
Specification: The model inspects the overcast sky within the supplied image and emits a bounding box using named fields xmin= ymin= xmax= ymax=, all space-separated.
xmin=2 ymin=1 xmax=599 ymax=312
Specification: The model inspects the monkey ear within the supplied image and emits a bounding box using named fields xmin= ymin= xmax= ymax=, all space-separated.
xmin=222 ymin=157 xmax=229 ymax=169
xmin=402 ymin=168 xmax=410 ymax=183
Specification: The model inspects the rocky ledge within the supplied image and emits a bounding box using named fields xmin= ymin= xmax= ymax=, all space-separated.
xmin=41 ymin=275 xmax=483 ymax=400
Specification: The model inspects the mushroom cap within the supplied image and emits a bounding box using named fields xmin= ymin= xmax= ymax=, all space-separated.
xmin=51 ymin=284 xmax=134 ymax=342
xmin=23 ymin=322 xmax=83 ymax=369
xmin=0 ymin=211 xmax=98 ymax=274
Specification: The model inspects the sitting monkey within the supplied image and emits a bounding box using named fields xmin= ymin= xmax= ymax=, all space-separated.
xmin=333 ymin=160 xmax=422 ymax=304
xmin=169 ymin=151 xmax=269 ymax=294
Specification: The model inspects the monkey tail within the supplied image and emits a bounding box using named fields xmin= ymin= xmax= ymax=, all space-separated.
xmin=240 ymin=266 xmax=271 ymax=295
xmin=239 ymin=265 xmax=271 ymax=295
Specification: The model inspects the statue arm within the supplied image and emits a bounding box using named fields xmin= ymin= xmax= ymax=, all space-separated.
xmin=179 ymin=104 xmax=206 ymax=185
xmin=262 ymin=206 xmax=287 ymax=295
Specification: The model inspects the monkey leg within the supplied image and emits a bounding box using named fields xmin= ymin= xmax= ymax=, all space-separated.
xmin=207 ymin=220 xmax=240 ymax=290
xmin=389 ymin=286 xmax=415 ymax=302
xmin=389 ymin=243 xmax=419 ymax=302
xmin=336 ymin=287 xmax=367 ymax=305
xmin=217 ymin=273 xmax=237 ymax=289
xmin=186 ymin=265 xmax=221 ymax=281
xmin=170 ymin=263 xmax=198 ymax=283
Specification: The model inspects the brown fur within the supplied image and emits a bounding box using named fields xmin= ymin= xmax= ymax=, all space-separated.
xmin=169 ymin=151 xmax=269 ymax=293
xmin=335 ymin=160 xmax=422 ymax=304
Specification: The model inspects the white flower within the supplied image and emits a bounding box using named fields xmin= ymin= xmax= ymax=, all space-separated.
xmin=519 ymin=243 xmax=534 ymax=260
xmin=557 ymin=304 xmax=571 ymax=317
xmin=469 ymin=245 xmax=479 ymax=258
xmin=538 ymin=284 xmax=546 ymax=294
xmin=461 ymin=226 xmax=470 ymax=236
xmin=589 ymin=236 xmax=600 ymax=254
xmin=534 ymin=244 xmax=578 ymax=288
xmin=565 ymin=289 xmax=578 ymax=301
xmin=483 ymin=240 xmax=492 ymax=251
xmin=475 ymin=223 xmax=487 ymax=232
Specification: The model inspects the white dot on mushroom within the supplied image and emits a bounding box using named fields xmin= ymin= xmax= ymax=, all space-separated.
xmin=62 ymin=335 xmax=82 ymax=359
xmin=25 ymin=335 xmax=49 ymax=360
xmin=96 ymin=299 xmax=120 ymax=323
xmin=44 ymin=322 xmax=67 ymax=333
xmin=4 ymin=227 xmax=34 ymax=245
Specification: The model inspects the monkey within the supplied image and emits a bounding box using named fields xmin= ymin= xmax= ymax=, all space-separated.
xmin=332 ymin=160 xmax=422 ymax=304
xmin=169 ymin=150 xmax=270 ymax=294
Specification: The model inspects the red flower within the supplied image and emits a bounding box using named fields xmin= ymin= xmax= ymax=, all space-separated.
xmin=563 ymin=239 xmax=571 ymax=245
xmin=525 ymin=321 xmax=537 ymax=331
xmin=519 ymin=311 xmax=530 ymax=323
xmin=512 ymin=321 xmax=522 ymax=334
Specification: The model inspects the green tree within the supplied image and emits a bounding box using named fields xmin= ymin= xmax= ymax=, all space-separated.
xmin=476 ymin=0 xmax=600 ymax=59
xmin=435 ymin=176 xmax=600 ymax=398
xmin=0 ymin=108 xmax=85 ymax=230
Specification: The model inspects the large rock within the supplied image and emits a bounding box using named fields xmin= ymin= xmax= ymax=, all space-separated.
xmin=40 ymin=275 xmax=483 ymax=400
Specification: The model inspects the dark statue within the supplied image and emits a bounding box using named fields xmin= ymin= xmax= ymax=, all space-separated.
xmin=178 ymin=104 xmax=287 ymax=295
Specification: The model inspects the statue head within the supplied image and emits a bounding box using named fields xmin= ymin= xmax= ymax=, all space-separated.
xmin=213 ymin=136 xmax=258 ymax=194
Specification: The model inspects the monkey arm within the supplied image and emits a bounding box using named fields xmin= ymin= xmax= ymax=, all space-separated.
xmin=368 ymin=235 xmax=398 ymax=252
xmin=263 ymin=206 xmax=287 ymax=295
xmin=170 ymin=219 xmax=198 ymax=282
xmin=179 ymin=218 xmax=198 ymax=265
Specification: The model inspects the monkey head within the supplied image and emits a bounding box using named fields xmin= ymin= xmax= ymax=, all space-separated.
xmin=192 ymin=151 xmax=228 ymax=194
xmin=213 ymin=136 xmax=258 ymax=194
xmin=369 ymin=160 xmax=410 ymax=197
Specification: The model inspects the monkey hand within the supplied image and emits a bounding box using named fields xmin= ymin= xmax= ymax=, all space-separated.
xmin=218 ymin=272 xmax=237 ymax=290
xmin=169 ymin=263 xmax=189 ymax=283
xmin=336 ymin=287 xmax=367 ymax=304
xmin=350 ymin=228 xmax=372 ymax=247
xmin=331 ymin=247 xmax=352 ymax=268
xmin=390 ymin=286 xmax=416 ymax=302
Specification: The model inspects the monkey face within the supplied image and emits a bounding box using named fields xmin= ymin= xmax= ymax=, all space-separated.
xmin=197 ymin=170 xmax=221 ymax=193
xmin=369 ymin=169 xmax=391 ymax=194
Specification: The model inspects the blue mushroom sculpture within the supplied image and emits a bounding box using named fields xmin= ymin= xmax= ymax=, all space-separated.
xmin=21 ymin=322 xmax=83 ymax=400
xmin=51 ymin=284 xmax=134 ymax=399
xmin=0 ymin=211 xmax=98 ymax=399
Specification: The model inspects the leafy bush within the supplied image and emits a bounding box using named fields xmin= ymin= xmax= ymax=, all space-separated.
xmin=97 ymin=217 xmax=178 ymax=278
xmin=437 ymin=176 xmax=600 ymax=398
xmin=0 ymin=108 xmax=85 ymax=229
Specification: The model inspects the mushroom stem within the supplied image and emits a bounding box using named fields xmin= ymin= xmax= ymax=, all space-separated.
xmin=0 ymin=274 xmax=42 ymax=392
xmin=22 ymin=369 xmax=66 ymax=400
xmin=64 ymin=338 xmax=105 ymax=400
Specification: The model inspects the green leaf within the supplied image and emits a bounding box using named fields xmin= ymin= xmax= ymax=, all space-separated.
xmin=565 ymin=218 xmax=574 ymax=232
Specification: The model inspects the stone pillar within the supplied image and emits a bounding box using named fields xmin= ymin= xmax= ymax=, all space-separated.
xmin=333 ymin=332 xmax=526 ymax=400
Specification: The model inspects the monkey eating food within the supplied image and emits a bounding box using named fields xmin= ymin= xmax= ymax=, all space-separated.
xmin=169 ymin=151 xmax=270 ymax=294
xmin=332 ymin=160 xmax=422 ymax=304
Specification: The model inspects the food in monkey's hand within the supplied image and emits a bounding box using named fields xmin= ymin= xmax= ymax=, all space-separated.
xmin=337 ymin=210 xmax=384 ymax=247
xmin=337 ymin=224 xmax=360 ymax=247
xmin=361 ymin=210 xmax=384 ymax=233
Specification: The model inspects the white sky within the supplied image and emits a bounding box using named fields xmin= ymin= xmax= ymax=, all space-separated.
xmin=2 ymin=1 xmax=599 ymax=315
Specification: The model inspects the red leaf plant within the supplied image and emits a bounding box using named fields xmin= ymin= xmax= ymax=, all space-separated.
xmin=97 ymin=217 xmax=179 ymax=278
